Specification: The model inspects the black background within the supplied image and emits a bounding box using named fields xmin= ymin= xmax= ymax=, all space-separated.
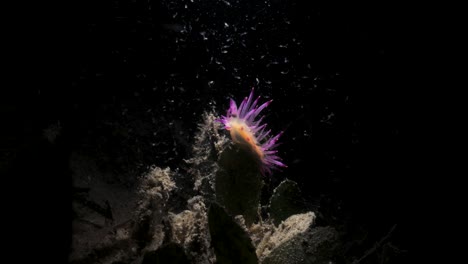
xmin=3 ymin=0 xmax=432 ymax=263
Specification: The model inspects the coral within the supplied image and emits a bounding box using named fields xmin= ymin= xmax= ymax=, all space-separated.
xmin=169 ymin=196 xmax=212 ymax=264
xmin=70 ymin=112 xmax=338 ymax=264
xmin=261 ymin=226 xmax=339 ymax=264
xmin=256 ymin=212 xmax=316 ymax=261
xmin=184 ymin=112 xmax=228 ymax=200
xmin=135 ymin=166 xmax=177 ymax=252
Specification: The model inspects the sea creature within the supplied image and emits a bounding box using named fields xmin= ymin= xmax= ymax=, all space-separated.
xmin=217 ymin=88 xmax=287 ymax=175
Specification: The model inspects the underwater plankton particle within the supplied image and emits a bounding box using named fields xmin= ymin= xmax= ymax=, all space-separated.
xmin=217 ymin=88 xmax=287 ymax=175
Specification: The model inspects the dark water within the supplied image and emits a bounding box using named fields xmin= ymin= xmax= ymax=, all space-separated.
xmin=3 ymin=0 xmax=421 ymax=263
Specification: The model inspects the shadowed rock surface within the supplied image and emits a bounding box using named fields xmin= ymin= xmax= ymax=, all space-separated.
xmin=208 ymin=203 xmax=258 ymax=264
xmin=268 ymin=179 xmax=306 ymax=226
